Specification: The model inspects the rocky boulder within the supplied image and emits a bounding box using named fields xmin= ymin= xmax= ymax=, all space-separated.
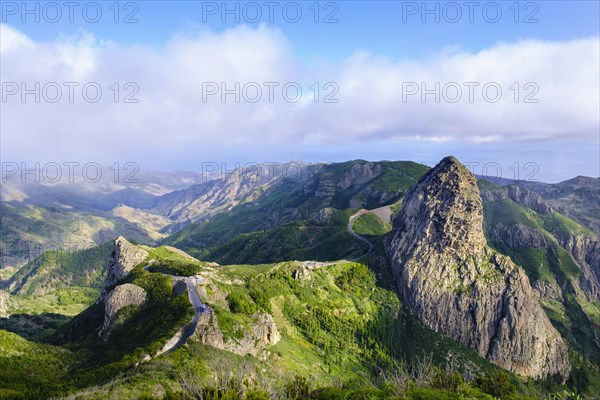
xmin=386 ymin=156 xmax=570 ymax=380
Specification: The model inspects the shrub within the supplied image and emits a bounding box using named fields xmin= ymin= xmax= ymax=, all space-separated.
xmin=285 ymin=376 xmax=312 ymax=400
xmin=431 ymin=367 xmax=464 ymax=391
xmin=474 ymin=371 xmax=516 ymax=397
xmin=227 ymin=291 xmax=258 ymax=315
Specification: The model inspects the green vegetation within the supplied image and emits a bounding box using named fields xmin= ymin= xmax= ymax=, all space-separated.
xmin=1 ymin=237 xmax=597 ymax=399
xmin=194 ymin=221 xmax=368 ymax=265
xmin=353 ymin=212 xmax=392 ymax=236
xmin=0 ymin=330 xmax=74 ymax=399
xmin=8 ymin=241 xmax=113 ymax=295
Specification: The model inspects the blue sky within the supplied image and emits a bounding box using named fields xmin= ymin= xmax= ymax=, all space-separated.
xmin=1 ymin=1 xmax=599 ymax=182
xmin=9 ymin=1 xmax=600 ymax=53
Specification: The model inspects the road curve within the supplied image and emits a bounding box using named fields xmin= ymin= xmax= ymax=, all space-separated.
xmin=166 ymin=276 xmax=207 ymax=353
xmin=347 ymin=210 xmax=375 ymax=261
xmin=142 ymin=265 xmax=208 ymax=353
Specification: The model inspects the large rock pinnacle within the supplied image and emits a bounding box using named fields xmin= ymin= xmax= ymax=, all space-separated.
xmin=102 ymin=236 xmax=148 ymax=296
xmin=386 ymin=156 xmax=570 ymax=380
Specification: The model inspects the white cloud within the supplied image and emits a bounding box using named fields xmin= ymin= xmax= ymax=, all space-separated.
xmin=0 ymin=23 xmax=598 ymax=165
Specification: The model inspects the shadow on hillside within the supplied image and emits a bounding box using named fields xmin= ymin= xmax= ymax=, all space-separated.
xmin=0 ymin=312 xmax=72 ymax=342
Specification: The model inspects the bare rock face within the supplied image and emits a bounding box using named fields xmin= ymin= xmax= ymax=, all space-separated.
xmin=386 ymin=156 xmax=570 ymax=380
xmin=481 ymin=185 xmax=553 ymax=214
xmin=311 ymin=207 xmax=336 ymax=225
xmin=195 ymin=309 xmax=225 ymax=349
xmin=532 ymin=280 xmax=562 ymax=302
xmin=102 ymin=237 xmax=148 ymax=298
xmin=100 ymin=283 xmax=147 ymax=340
xmin=561 ymin=236 xmax=600 ymax=301
xmin=252 ymin=312 xmax=281 ymax=345
xmin=506 ymin=185 xmax=553 ymax=214
xmin=488 ymin=223 xmax=551 ymax=249
xmin=337 ymin=162 xmax=382 ymax=190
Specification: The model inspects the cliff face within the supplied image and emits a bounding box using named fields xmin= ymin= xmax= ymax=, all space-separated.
xmin=102 ymin=236 xmax=148 ymax=297
xmin=386 ymin=156 xmax=570 ymax=380
xmin=99 ymin=283 xmax=147 ymax=340
xmin=561 ymin=235 xmax=600 ymax=301
xmin=481 ymin=185 xmax=553 ymax=214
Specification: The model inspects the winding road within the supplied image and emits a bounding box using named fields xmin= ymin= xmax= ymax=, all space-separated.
xmin=165 ymin=276 xmax=207 ymax=353
xmin=347 ymin=210 xmax=375 ymax=260
xmin=152 ymin=209 xmax=379 ymax=352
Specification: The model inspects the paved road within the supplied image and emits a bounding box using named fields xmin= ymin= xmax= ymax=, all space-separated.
xmin=143 ymin=266 xmax=207 ymax=352
xmin=166 ymin=276 xmax=207 ymax=353
xmin=347 ymin=210 xmax=375 ymax=260
xmin=298 ymin=210 xmax=376 ymax=268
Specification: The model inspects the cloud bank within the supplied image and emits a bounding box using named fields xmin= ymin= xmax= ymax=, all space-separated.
xmin=1 ymin=23 xmax=598 ymax=165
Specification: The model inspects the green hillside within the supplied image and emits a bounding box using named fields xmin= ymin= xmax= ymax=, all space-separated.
xmin=353 ymin=212 xmax=392 ymax=236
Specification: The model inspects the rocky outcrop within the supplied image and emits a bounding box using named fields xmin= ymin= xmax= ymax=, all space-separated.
xmin=195 ymin=309 xmax=225 ymax=349
xmin=100 ymin=283 xmax=147 ymax=340
xmin=506 ymin=185 xmax=553 ymax=214
xmin=386 ymin=156 xmax=570 ymax=380
xmin=337 ymin=163 xmax=382 ymax=190
xmin=252 ymin=312 xmax=281 ymax=345
xmin=481 ymin=185 xmax=553 ymax=214
xmin=311 ymin=207 xmax=336 ymax=225
xmin=488 ymin=223 xmax=551 ymax=249
xmin=561 ymin=236 xmax=600 ymax=301
xmin=102 ymin=237 xmax=148 ymax=298
xmin=532 ymin=280 xmax=562 ymax=302
xmin=194 ymin=310 xmax=280 ymax=357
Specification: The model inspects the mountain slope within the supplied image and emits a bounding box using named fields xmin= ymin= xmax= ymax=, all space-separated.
xmin=480 ymin=184 xmax=600 ymax=364
xmin=166 ymin=160 xmax=429 ymax=262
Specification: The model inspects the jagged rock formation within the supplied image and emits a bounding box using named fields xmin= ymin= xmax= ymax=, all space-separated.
xmin=194 ymin=311 xmax=280 ymax=356
xmin=488 ymin=223 xmax=551 ymax=249
xmin=195 ymin=309 xmax=225 ymax=349
xmin=524 ymin=176 xmax=600 ymax=234
xmin=561 ymin=236 xmax=600 ymax=301
xmin=386 ymin=156 xmax=570 ymax=380
xmin=252 ymin=312 xmax=281 ymax=345
xmin=311 ymin=207 xmax=336 ymax=224
xmin=100 ymin=283 xmax=147 ymax=340
xmin=481 ymin=185 xmax=553 ymax=214
xmin=102 ymin=237 xmax=148 ymax=297
xmin=532 ymin=280 xmax=562 ymax=302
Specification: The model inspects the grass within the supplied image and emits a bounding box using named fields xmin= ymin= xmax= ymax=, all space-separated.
xmin=352 ymin=212 xmax=392 ymax=236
